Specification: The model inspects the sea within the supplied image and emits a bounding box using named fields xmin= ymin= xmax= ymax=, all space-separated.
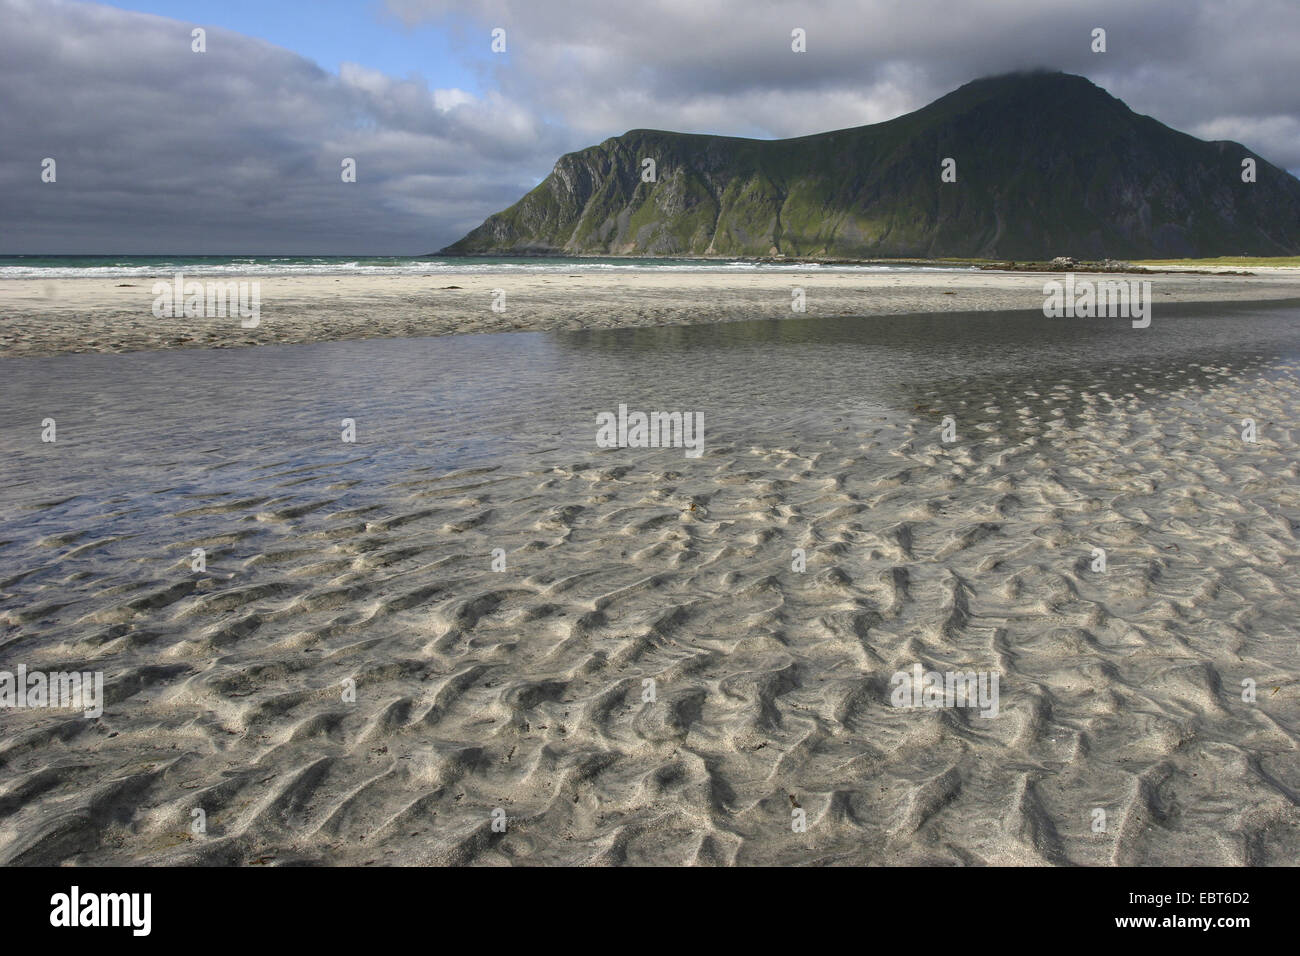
xmin=0 ymin=254 xmax=973 ymax=279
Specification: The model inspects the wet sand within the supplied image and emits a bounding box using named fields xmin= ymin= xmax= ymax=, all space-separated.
xmin=1 ymin=307 xmax=1297 ymax=865
xmin=2 ymin=268 xmax=1299 ymax=356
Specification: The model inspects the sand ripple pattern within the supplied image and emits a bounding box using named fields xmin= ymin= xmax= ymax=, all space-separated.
xmin=1 ymin=365 xmax=1298 ymax=865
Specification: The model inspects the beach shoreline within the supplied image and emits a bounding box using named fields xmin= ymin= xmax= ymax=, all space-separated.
xmin=3 ymin=268 xmax=1299 ymax=358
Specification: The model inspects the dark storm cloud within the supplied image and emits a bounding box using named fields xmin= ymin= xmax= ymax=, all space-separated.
xmin=0 ymin=0 xmax=569 ymax=253
xmin=2 ymin=0 xmax=1297 ymax=253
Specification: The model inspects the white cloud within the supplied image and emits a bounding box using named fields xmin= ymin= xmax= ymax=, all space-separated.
xmin=388 ymin=0 xmax=1300 ymax=170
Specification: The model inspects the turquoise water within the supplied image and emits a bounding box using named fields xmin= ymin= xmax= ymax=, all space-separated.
xmin=0 ymin=254 xmax=973 ymax=279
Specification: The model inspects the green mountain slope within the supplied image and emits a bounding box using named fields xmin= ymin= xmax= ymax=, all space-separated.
xmin=441 ymin=72 xmax=1300 ymax=259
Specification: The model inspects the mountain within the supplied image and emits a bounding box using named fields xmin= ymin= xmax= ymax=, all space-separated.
xmin=441 ymin=72 xmax=1300 ymax=260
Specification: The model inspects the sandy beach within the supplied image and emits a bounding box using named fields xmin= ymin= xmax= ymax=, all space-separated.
xmin=3 ymin=268 xmax=1300 ymax=357
xmin=1 ymin=297 xmax=1298 ymax=865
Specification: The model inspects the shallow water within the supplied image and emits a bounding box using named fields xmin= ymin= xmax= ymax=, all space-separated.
xmin=1 ymin=303 xmax=1297 ymax=865
xmin=1 ymin=302 xmax=1297 ymax=501
xmin=2 ymin=302 xmax=1298 ymax=645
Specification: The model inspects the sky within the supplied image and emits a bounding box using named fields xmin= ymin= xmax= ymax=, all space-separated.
xmin=2 ymin=0 xmax=1298 ymax=254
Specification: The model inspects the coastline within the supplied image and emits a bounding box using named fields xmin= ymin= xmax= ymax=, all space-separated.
xmin=3 ymin=268 xmax=1299 ymax=358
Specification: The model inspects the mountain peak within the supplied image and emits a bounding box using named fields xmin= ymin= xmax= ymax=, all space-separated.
xmin=443 ymin=73 xmax=1300 ymax=259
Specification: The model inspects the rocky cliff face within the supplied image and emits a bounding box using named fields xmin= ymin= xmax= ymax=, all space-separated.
xmin=442 ymin=72 xmax=1300 ymax=260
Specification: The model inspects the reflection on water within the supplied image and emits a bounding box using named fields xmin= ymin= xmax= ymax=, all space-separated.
xmin=1 ymin=302 xmax=1297 ymax=518
xmin=558 ymin=302 xmax=1300 ymax=413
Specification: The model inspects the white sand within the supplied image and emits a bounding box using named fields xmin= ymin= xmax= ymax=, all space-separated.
xmin=0 ymin=271 xmax=1297 ymax=865
xmin=2 ymin=268 xmax=1299 ymax=356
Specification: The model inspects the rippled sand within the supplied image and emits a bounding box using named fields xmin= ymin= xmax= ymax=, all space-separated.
xmin=1 ymin=349 xmax=1296 ymax=865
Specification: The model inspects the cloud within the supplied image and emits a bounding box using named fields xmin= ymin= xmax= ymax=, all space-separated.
xmin=388 ymin=0 xmax=1300 ymax=168
xmin=0 ymin=0 xmax=568 ymax=252
xmin=2 ymin=0 xmax=1296 ymax=253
